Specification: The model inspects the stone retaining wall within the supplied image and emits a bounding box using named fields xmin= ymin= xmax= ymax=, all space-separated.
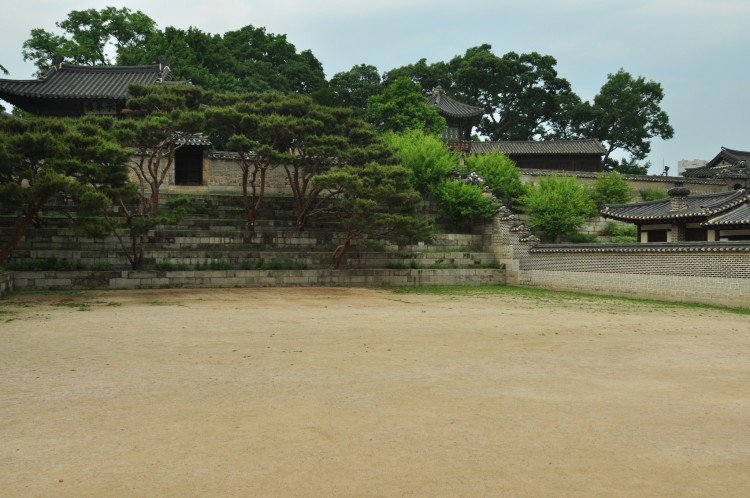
xmin=9 ymin=268 xmax=505 ymax=292
xmin=0 ymin=272 xmax=12 ymax=297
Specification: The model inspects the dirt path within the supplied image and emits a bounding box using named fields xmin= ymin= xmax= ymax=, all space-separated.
xmin=1 ymin=288 xmax=749 ymax=497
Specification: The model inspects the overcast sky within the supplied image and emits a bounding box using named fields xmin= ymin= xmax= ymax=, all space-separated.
xmin=3 ymin=0 xmax=749 ymax=174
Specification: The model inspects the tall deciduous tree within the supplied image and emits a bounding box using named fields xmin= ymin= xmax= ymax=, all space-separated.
xmin=328 ymin=64 xmax=383 ymax=114
xmin=314 ymin=163 xmax=432 ymax=268
xmin=365 ymin=77 xmax=446 ymax=134
xmin=450 ymin=46 xmax=583 ymax=140
xmin=22 ymin=7 xmax=156 ymax=75
xmin=585 ymin=69 xmax=674 ymax=163
xmin=0 ymin=116 xmax=130 ymax=263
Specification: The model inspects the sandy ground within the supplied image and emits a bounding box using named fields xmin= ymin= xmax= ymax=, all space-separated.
xmin=0 ymin=287 xmax=749 ymax=497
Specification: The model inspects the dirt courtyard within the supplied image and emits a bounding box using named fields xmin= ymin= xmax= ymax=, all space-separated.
xmin=1 ymin=287 xmax=748 ymax=497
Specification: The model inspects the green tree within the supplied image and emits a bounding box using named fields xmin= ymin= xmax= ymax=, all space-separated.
xmin=105 ymin=84 xmax=204 ymax=268
xmin=450 ymin=46 xmax=583 ymax=140
xmin=122 ymin=25 xmax=327 ymax=95
xmin=589 ymin=172 xmax=633 ymax=211
xmin=328 ymin=64 xmax=383 ymax=114
xmin=0 ymin=116 xmax=130 ymax=263
xmin=463 ymin=151 xmax=527 ymax=208
xmin=384 ymin=129 xmax=458 ymax=193
xmin=314 ymin=163 xmax=433 ymax=268
xmin=383 ymin=58 xmax=453 ymax=94
xmin=605 ymin=157 xmax=650 ymax=175
xmin=205 ymin=92 xmax=310 ymax=229
xmin=585 ymin=69 xmax=674 ymax=162
xmin=365 ymin=77 xmax=446 ymax=134
xmin=520 ymin=175 xmax=597 ymax=242
xmin=22 ymin=7 xmax=156 ymax=74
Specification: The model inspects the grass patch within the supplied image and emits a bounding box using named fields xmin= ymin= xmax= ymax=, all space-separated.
xmin=390 ymin=285 xmax=750 ymax=315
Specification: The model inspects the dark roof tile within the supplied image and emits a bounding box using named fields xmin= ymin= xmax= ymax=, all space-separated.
xmin=425 ymin=87 xmax=483 ymax=120
xmin=0 ymin=63 xmax=171 ymax=101
xmin=602 ymin=189 xmax=750 ymax=222
xmin=470 ymin=139 xmax=607 ymax=155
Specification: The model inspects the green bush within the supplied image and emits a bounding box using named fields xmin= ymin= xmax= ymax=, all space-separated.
xmin=603 ymin=221 xmax=637 ymax=237
xmin=566 ymin=232 xmax=601 ymax=244
xmin=155 ymin=260 xmax=190 ymax=271
xmin=639 ymin=187 xmax=668 ymax=201
xmin=431 ymin=179 xmax=498 ymax=224
xmin=463 ymin=151 xmax=527 ymax=208
xmin=6 ymin=258 xmax=84 ymax=271
xmin=520 ymin=175 xmax=597 ymax=242
xmin=590 ymin=172 xmax=633 ymax=210
xmin=385 ymin=129 xmax=459 ymax=193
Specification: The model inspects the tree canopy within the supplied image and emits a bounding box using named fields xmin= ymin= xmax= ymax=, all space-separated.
xmin=584 ymin=69 xmax=674 ymax=162
xmin=365 ymin=77 xmax=446 ymax=135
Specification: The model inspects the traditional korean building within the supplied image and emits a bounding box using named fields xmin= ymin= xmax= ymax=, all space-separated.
xmin=682 ymin=147 xmax=750 ymax=190
xmin=425 ymin=86 xmax=483 ymax=151
xmin=0 ymin=58 xmax=175 ymax=117
xmin=601 ymin=186 xmax=750 ymax=242
xmin=425 ymin=87 xmax=606 ymax=172
xmin=470 ymin=140 xmax=606 ymax=172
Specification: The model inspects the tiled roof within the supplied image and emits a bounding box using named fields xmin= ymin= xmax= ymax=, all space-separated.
xmin=601 ymin=189 xmax=750 ymax=222
xmin=683 ymin=147 xmax=750 ymax=179
xmin=175 ymin=133 xmax=212 ymax=146
xmin=425 ymin=87 xmax=483 ymax=120
xmin=0 ymin=63 xmax=172 ymax=100
xmin=706 ymin=147 xmax=750 ymax=168
xmin=703 ymin=202 xmax=750 ymax=226
xmin=470 ymin=139 xmax=607 ymax=155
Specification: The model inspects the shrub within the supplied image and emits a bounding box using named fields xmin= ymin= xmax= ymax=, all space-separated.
xmin=590 ymin=172 xmax=633 ymax=210
xmin=155 ymin=260 xmax=189 ymax=271
xmin=566 ymin=232 xmax=601 ymax=244
xmin=385 ymin=129 xmax=459 ymax=193
xmin=431 ymin=179 xmax=498 ymax=224
xmin=603 ymin=221 xmax=637 ymax=237
xmin=639 ymin=187 xmax=668 ymax=201
xmin=520 ymin=175 xmax=597 ymax=242
xmin=463 ymin=151 xmax=527 ymax=208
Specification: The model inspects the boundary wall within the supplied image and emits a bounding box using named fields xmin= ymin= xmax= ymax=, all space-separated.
xmin=5 ymin=268 xmax=504 ymax=294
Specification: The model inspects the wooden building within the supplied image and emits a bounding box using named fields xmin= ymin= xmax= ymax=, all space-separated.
xmin=0 ymin=59 xmax=174 ymax=117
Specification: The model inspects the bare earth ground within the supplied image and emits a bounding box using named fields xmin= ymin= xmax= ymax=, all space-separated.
xmin=1 ymin=287 xmax=749 ymax=498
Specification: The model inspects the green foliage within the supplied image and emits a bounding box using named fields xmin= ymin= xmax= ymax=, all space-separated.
xmin=520 ymin=175 xmax=597 ymax=242
xmin=22 ymin=7 xmax=157 ymax=75
xmin=605 ymin=157 xmax=650 ymax=175
xmin=0 ymin=116 xmax=130 ymax=263
xmin=24 ymin=11 xmax=326 ymax=95
xmin=431 ymin=179 xmax=498 ymax=224
xmin=6 ymin=258 xmax=85 ymax=271
xmin=155 ymin=261 xmax=190 ymax=271
xmin=365 ymin=77 xmax=447 ymax=134
xmin=329 ymin=64 xmax=383 ymax=114
xmin=565 ymin=232 xmax=601 ymax=244
xmin=639 ymin=188 xmax=668 ymax=201
xmin=463 ymin=151 xmax=527 ymax=208
xmin=449 ymin=46 xmax=584 ymax=140
xmin=590 ymin=172 xmax=633 ymax=210
xmin=603 ymin=221 xmax=637 ymax=237
xmin=314 ymin=163 xmax=433 ymax=268
xmin=385 ymin=129 xmax=459 ymax=193
xmin=585 ymin=69 xmax=674 ymax=162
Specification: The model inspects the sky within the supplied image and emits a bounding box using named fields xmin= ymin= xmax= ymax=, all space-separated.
xmin=2 ymin=0 xmax=749 ymax=175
